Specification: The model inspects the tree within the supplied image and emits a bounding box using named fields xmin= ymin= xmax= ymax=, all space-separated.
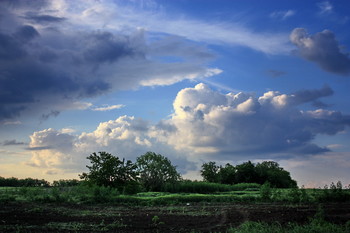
xmin=235 ymin=161 xmax=257 ymax=183
xmin=255 ymin=161 xmax=297 ymax=188
xmin=79 ymin=152 xmax=138 ymax=189
xmin=218 ymin=163 xmax=236 ymax=184
xmin=136 ymin=152 xmax=181 ymax=191
xmin=200 ymin=161 xmax=220 ymax=183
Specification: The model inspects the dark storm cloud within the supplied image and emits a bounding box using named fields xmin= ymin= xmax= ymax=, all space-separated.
xmin=0 ymin=1 xmax=220 ymax=122
xmin=290 ymin=28 xmax=350 ymax=75
xmin=312 ymin=100 xmax=331 ymax=108
xmin=0 ymin=0 xmax=49 ymax=10
xmin=14 ymin=25 xmax=40 ymax=42
xmin=83 ymin=31 xmax=138 ymax=64
xmin=0 ymin=32 xmax=27 ymax=60
xmin=0 ymin=2 xmax=140 ymax=121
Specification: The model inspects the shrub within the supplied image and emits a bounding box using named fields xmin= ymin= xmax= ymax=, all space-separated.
xmin=260 ymin=182 xmax=271 ymax=201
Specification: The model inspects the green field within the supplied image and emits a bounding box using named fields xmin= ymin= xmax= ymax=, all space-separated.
xmin=1 ymin=183 xmax=350 ymax=232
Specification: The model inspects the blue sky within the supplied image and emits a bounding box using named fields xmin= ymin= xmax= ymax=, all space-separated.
xmin=1 ymin=0 xmax=350 ymax=187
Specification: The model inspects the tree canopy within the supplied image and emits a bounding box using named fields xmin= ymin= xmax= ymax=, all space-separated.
xmin=200 ymin=160 xmax=297 ymax=188
xmin=136 ymin=152 xmax=181 ymax=191
xmin=79 ymin=151 xmax=138 ymax=188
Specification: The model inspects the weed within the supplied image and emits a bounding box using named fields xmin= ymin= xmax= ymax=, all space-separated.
xmin=152 ymin=215 xmax=165 ymax=227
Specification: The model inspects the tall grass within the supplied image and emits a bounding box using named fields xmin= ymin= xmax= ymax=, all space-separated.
xmin=162 ymin=180 xmax=260 ymax=193
xmin=1 ymin=181 xmax=349 ymax=205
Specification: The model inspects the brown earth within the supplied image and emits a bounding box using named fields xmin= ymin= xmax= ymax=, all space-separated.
xmin=1 ymin=202 xmax=350 ymax=232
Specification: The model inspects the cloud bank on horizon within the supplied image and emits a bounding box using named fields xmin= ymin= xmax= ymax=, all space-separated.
xmin=26 ymin=84 xmax=350 ymax=176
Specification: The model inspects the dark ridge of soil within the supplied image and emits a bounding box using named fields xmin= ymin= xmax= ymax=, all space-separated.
xmin=1 ymin=202 xmax=349 ymax=232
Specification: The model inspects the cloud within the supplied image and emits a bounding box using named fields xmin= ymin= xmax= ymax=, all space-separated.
xmin=317 ymin=1 xmax=333 ymax=14
xmin=0 ymin=0 xmax=220 ymax=121
xmin=288 ymin=85 xmax=333 ymax=106
xmin=24 ymin=14 xmax=66 ymax=24
xmin=290 ymin=28 xmax=350 ymax=75
xmin=26 ymin=116 xmax=194 ymax=173
xmin=270 ymin=10 xmax=295 ymax=20
xmin=26 ymin=84 xmax=350 ymax=174
xmin=154 ymin=84 xmax=349 ymax=158
xmin=92 ymin=104 xmax=125 ymax=111
xmin=41 ymin=110 xmax=60 ymax=121
xmin=2 ymin=139 xmax=26 ymax=146
xmin=0 ymin=120 xmax=22 ymax=125
xmin=280 ymin=152 xmax=350 ymax=188
xmin=266 ymin=69 xmax=287 ymax=78
xmin=61 ymin=0 xmax=291 ymax=55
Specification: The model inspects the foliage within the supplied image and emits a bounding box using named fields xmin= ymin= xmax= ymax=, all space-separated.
xmin=317 ymin=181 xmax=350 ymax=202
xmin=200 ymin=160 xmax=297 ymax=188
xmin=162 ymin=180 xmax=261 ymax=194
xmin=260 ymin=182 xmax=271 ymax=201
xmin=255 ymin=161 xmax=297 ymax=188
xmin=79 ymin=152 xmax=138 ymax=190
xmin=235 ymin=161 xmax=258 ymax=183
xmin=228 ymin=219 xmax=348 ymax=233
xmin=218 ymin=163 xmax=236 ymax=184
xmin=136 ymin=152 xmax=181 ymax=191
xmin=52 ymin=179 xmax=81 ymax=187
xmin=200 ymin=161 xmax=220 ymax=183
xmin=0 ymin=176 xmax=49 ymax=187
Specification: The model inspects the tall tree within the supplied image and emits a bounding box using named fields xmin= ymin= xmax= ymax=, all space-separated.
xmin=136 ymin=152 xmax=181 ymax=191
xmin=255 ymin=161 xmax=297 ymax=188
xmin=235 ymin=161 xmax=257 ymax=183
xmin=218 ymin=163 xmax=236 ymax=184
xmin=79 ymin=151 xmax=138 ymax=188
xmin=200 ymin=161 xmax=220 ymax=183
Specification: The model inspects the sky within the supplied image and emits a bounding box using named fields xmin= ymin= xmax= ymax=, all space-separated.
xmin=1 ymin=0 xmax=350 ymax=187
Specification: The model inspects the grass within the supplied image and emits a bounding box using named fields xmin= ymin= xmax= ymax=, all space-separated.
xmin=0 ymin=182 xmax=349 ymax=206
xmin=228 ymin=219 xmax=350 ymax=233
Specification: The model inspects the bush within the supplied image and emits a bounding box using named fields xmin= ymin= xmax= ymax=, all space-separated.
xmin=260 ymin=182 xmax=271 ymax=201
xmin=317 ymin=181 xmax=350 ymax=202
xmin=122 ymin=181 xmax=142 ymax=195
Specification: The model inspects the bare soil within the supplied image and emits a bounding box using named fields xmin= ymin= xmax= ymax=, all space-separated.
xmin=1 ymin=202 xmax=349 ymax=232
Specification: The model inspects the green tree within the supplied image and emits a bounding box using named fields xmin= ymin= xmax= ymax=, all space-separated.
xmin=218 ymin=163 xmax=236 ymax=184
xmin=200 ymin=161 xmax=220 ymax=183
xmin=136 ymin=152 xmax=181 ymax=191
xmin=255 ymin=161 xmax=297 ymax=188
xmin=235 ymin=161 xmax=257 ymax=183
xmin=79 ymin=151 xmax=138 ymax=189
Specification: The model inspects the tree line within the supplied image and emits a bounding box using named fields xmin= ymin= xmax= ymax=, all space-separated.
xmin=0 ymin=177 xmax=50 ymax=187
xmin=201 ymin=160 xmax=297 ymax=188
xmin=78 ymin=151 xmax=297 ymax=191
xmin=0 ymin=151 xmax=297 ymax=191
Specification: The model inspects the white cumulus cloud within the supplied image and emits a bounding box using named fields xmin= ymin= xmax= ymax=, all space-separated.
xmin=25 ymin=84 xmax=350 ymax=176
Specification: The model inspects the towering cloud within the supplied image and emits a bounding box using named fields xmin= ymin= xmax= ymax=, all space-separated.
xmin=290 ymin=28 xmax=350 ymax=75
xmin=156 ymin=84 xmax=349 ymax=157
xmin=26 ymin=84 xmax=350 ymax=175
